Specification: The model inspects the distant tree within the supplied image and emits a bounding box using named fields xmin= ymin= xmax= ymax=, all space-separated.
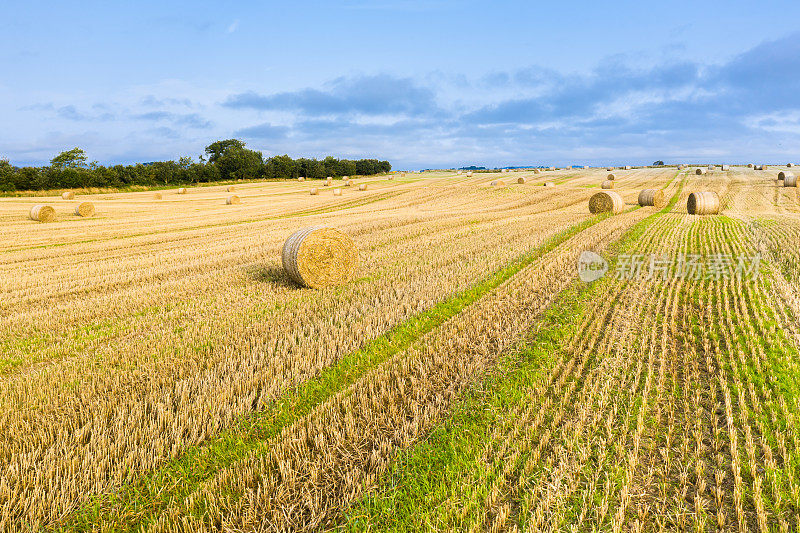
xmin=653 ymin=160 xmax=665 ymax=166
xmin=265 ymin=154 xmax=297 ymax=179
xmin=51 ymin=147 xmax=88 ymax=169
xmin=204 ymin=139 xmax=246 ymax=164
xmin=215 ymin=145 xmax=263 ymax=180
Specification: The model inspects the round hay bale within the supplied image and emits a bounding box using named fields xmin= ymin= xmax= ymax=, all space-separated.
xmin=708 ymin=165 xmax=716 ymax=170
xmin=788 ymin=163 xmax=794 ymax=167
xmin=282 ymin=226 xmax=358 ymax=289
xmin=227 ymin=186 xmax=236 ymax=192
xmin=388 ymin=175 xmax=394 ymax=180
xmin=784 ymin=174 xmax=798 ymax=187
xmin=589 ymin=191 xmax=624 ymax=214
xmin=687 ymin=191 xmax=720 ymax=215
xmin=29 ymin=204 xmax=56 ymax=222
xmin=310 ymin=188 xmax=319 ymax=195
xmin=178 ymin=188 xmax=187 ymax=194
xmin=61 ymin=191 xmax=75 ymax=200
xmin=624 ymin=165 xmax=632 ymax=170
xmin=533 ymin=169 xmax=540 ymax=174
xmin=606 ymin=167 xmax=614 ymax=171
xmin=607 ymin=173 xmax=616 ymax=180
xmin=721 ymin=164 xmax=730 ymax=171
xmin=490 ymin=180 xmax=505 ymax=186
xmin=601 ymin=180 xmax=614 ymax=189
xmin=695 ymin=168 xmax=707 ymax=175
xmin=153 ymin=192 xmax=163 ymax=200
xmin=298 ymin=177 xmax=305 ymax=182
xmin=466 ymin=172 xmax=473 ymax=177
xmin=638 ymin=189 xmax=665 ymax=207
xmin=543 ymin=182 xmax=555 ymax=187
xmin=778 ymin=170 xmax=792 ymax=180
xmin=345 ymin=179 xmax=353 ymax=187
xmin=747 ymin=163 xmax=754 ymax=168
xmin=324 ymin=178 xmax=332 ymax=187
xmin=74 ymin=202 xmax=95 ymax=217
xmin=358 ymin=184 xmax=367 ymax=191
xmin=517 ymin=177 xmax=526 ymax=184
xmin=333 ymin=188 xmax=342 ymax=196
xmin=226 ymin=195 xmax=240 ymax=205
xmin=342 ymin=176 xmax=349 ymax=180
xmin=457 ymin=170 xmax=463 ymax=175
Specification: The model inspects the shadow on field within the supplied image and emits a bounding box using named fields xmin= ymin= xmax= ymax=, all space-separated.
xmin=244 ymin=264 xmax=297 ymax=288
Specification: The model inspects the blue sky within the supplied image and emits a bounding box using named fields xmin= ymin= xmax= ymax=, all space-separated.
xmin=2 ymin=0 xmax=800 ymax=169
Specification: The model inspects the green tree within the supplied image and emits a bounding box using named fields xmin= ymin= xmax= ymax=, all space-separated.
xmin=216 ymin=146 xmax=263 ymax=180
xmin=50 ymin=147 xmax=88 ymax=169
xmin=204 ymin=139 xmax=246 ymax=164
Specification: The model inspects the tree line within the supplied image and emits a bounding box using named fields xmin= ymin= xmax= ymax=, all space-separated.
xmin=0 ymin=139 xmax=392 ymax=191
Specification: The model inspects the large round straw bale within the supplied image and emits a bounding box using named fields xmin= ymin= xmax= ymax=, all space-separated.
xmin=153 ymin=192 xmax=163 ymax=200
xmin=226 ymin=195 xmax=240 ymax=205
xmin=784 ymin=174 xmax=798 ymax=187
xmin=333 ymin=188 xmax=342 ymax=196
xmin=601 ymin=180 xmax=614 ymax=189
xmin=638 ymin=189 xmax=665 ymax=207
xmin=543 ymin=182 xmax=555 ymax=187
xmin=30 ymin=204 xmax=56 ymax=222
xmin=517 ymin=177 xmax=526 ymax=184
xmin=358 ymin=183 xmax=367 ymax=191
xmin=778 ymin=171 xmax=792 ymax=180
xmin=695 ymin=168 xmax=707 ymax=175
xmin=281 ymin=226 xmax=358 ymax=289
xmin=490 ymin=180 xmax=505 ymax=186
xmin=589 ymin=191 xmax=624 ymax=214
xmin=607 ymin=173 xmax=616 ymax=180
xmin=61 ymin=191 xmax=75 ymax=200
xmin=74 ymin=202 xmax=95 ymax=217
xmin=310 ymin=188 xmax=319 ymax=195
xmin=178 ymin=188 xmax=187 ymax=194
xmin=687 ymin=191 xmax=720 ymax=215
xmin=227 ymin=186 xmax=236 ymax=192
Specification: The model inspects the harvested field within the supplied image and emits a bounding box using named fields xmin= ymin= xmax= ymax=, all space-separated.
xmin=1 ymin=167 xmax=799 ymax=531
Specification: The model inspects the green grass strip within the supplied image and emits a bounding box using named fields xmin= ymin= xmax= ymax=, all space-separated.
xmin=57 ymin=213 xmax=609 ymax=532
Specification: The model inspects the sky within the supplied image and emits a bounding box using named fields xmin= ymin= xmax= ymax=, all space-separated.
xmin=2 ymin=0 xmax=800 ymax=170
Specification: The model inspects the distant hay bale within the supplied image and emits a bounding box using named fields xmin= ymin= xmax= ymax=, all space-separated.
xmin=466 ymin=172 xmax=473 ymax=177
xmin=788 ymin=163 xmax=795 ymax=167
xmin=695 ymin=168 xmax=707 ymax=175
xmin=687 ymin=191 xmax=720 ymax=215
xmin=533 ymin=169 xmax=540 ymax=174
xmin=457 ymin=170 xmax=463 ymax=175
xmin=342 ymin=176 xmax=348 ymax=180
xmin=583 ymin=165 xmax=590 ymax=169
xmin=74 ymin=202 xmax=95 ymax=217
xmin=178 ymin=188 xmax=187 ymax=194
xmin=29 ymin=204 xmax=56 ymax=222
xmin=517 ymin=177 xmax=526 ymax=184
xmin=282 ymin=226 xmax=358 ymax=289
xmin=226 ymin=195 xmax=240 ymax=205
xmin=310 ymin=188 xmax=319 ymax=195
xmin=543 ymin=182 xmax=555 ymax=187
xmin=153 ymin=192 xmax=162 ymax=200
xmin=607 ymin=173 xmax=616 ymax=180
xmin=601 ymin=180 xmax=614 ymax=189
xmin=784 ymin=174 xmax=798 ymax=187
xmin=624 ymin=165 xmax=632 ymax=170
xmin=548 ymin=166 xmax=555 ymax=171
xmin=227 ymin=186 xmax=236 ymax=192
xmin=708 ymin=165 xmax=716 ymax=170
xmin=358 ymin=184 xmax=367 ymax=191
xmin=333 ymin=188 xmax=342 ymax=196
xmin=606 ymin=167 xmax=614 ymax=171
xmin=490 ymin=180 xmax=505 ymax=186
xmin=298 ymin=177 xmax=305 ymax=182
xmin=324 ymin=177 xmax=333 ymax=186
xmin=638 ymin=189 xmax=665 ymax=207
xmin=388 ymin=175 xmax=394 ymax=180
xmin=778 ymin=171 xmax=792 ymax=180
xmin=345 ymin=179 xmax=353 ymax=187
xmin=61 ymin=191 xmax=75 ymax=200
xmin=589 ymin=191 xmax=624 ymax=214
xmin=747 ymin=163 xmax=754 ymax=168
xmin=721 ymin=164 xmax=730 ymax=171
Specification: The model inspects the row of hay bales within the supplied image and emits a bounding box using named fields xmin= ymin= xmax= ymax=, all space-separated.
xmin=779 ymin=171 xmax=798 ymax=187
xmin=29 ymin=202 xmax=95 ymax=222
xmin=588 ymin=190 xmax=720 ymax=215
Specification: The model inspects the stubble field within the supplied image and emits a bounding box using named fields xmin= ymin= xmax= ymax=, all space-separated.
xmin=1 ymin=166 xmax=799 ymax=531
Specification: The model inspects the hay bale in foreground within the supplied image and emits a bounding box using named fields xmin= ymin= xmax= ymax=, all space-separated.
xmin=695 ymin=168 xmax=707 ymax=175
xmin=589 ymin=191 xmax=624 ymax=214
xmin=282 ymin=226 xmax=358 ymax=289
xmin=607 ymin=173 xmax=616 ymax=180
xmin=638 ymin=189 xmax=665 ymax=207
xmin=74 ymin=202 xmax=95 ymax=217
xmin=778 ymin=171 xmax=793 ymax=180
xmin=310 ymin=188 xmax=319 ymax=195
xmin=61 ymin=191 xmax=75 ymax=200
xmin=687 ymin=192 xmax=720 ymax=215
xmin=601 ymin=180 xmax=614 ymax=189
xmin=784 ymin=174 xmax=798 ymax=187
xmin=30 ymin=205 xmax=56 ymax=222
xmin=333 ymin=188 xmax=342 ymax=196
xmin=227 ymin=186 xmax=236 ymax=192
xmin=178 ymin=188 xmax=187 ymax=194
xmin=358 ymin=184 xmax=367 ymax=191
xmin=226 ymin=195 xmax=240 ymax=205
xmin=517 ymin=177 xmax=526 ymax=184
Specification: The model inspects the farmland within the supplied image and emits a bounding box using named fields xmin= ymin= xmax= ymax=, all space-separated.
xmin=1 ymin=166 xmax=799 ymax=531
